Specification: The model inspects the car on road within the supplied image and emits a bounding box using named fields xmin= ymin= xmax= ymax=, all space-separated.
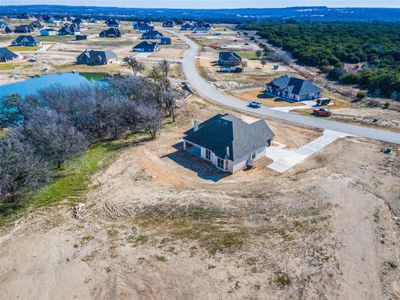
xmin=313 ymin=108 xmax=332 ymax=117
xmin=248 ymin=101 xmax=262 ymax=108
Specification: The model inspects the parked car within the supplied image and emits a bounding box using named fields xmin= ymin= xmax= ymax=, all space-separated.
xmin=248 ymin=101 xmax=262 ymax=108
xmin=313 ymin=108 xmax=332 ymax=117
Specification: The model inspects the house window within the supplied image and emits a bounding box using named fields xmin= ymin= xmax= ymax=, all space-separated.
xmin=251 ymin=152 xmax=256 ymax=160
xmin=217 ymin=158 xmax=227 ymax=170
xmin=205 ymin=149 xmax=211 ymax=160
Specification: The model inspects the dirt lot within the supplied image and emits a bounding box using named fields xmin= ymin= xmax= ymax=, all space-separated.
xmin=0 ymin=97 xmax=399 ymax=300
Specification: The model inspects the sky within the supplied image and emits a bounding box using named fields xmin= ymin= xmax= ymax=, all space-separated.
xmin=2 ymin=0 xmax=400 ymax=8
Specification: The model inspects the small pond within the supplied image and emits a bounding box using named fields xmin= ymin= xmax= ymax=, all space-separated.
xmin=0 ymin=72 xmax=107 ymax=99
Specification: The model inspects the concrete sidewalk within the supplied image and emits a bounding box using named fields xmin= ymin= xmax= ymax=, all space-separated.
xmin=266 ymin=130 xmax=349 ymax=173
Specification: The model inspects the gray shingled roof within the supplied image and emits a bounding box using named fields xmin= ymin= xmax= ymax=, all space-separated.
xmin=270 ymin=75 xmax=322 ymax=96
xmin=184 ymin=114 xmax=275 ymax=160
xmin=133 ymin=41 xmax=158 ymax=51
xmin=12 ymin=35 xmax=41 ymax=45
xmin=76 ymin=49 xmax=117 ymax=65
xmin=0 ymin=47 xmax=18 ymax=61
xmin=142 ymin=30 xmax=164 ymax=39
xmin=219 ymin=51 xmax=242 ymax=66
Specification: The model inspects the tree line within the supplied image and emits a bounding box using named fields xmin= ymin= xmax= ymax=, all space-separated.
xmin=241 ymin=22 xmax=400 ymax=100
xmin=0 ymin=62 xmax=184 ymax=206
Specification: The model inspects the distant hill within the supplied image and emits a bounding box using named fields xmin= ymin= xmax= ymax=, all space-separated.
xmin=2 ymin=5 xmax=400 ymax=23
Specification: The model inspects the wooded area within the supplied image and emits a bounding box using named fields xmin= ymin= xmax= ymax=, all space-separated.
xmin=0 ymin=64 xmax=184 ymax=208
xmin=244 ymin=22 xmax=400 ymax=99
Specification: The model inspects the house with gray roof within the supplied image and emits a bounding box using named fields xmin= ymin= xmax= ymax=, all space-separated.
xmin=58 ymin=23 xmax=80 ymax=35
xmin=132 ymin=41 xmax=159 ymax=53
xmin=0 ymin=48 xmax=19 ymax=62
xmin=76 ymin=49 xmax=117 ymax=65
xmin=266 ymin=75 xmax=323 ymax=101
xmin=141 ymin=30 xmax=164 ymax=40
xmin=99 ymin=27 xmax=123 ymax=38
xmin=0 ymin=21 xmax=7 ymax=29
xmin=106 ymin=18 xmax=121 ymax=28
xmin=133 ymin=21 xmax=154 ymax=32
xmin=183 ymin=114 xmax=274 ymax=173
xmin=11 ymin=35 xmax=41 ymax=47
xmin=14 ymin=25 xmax=34 ymax=33
xmin=219 ymin=52 xmax=242 ymax=68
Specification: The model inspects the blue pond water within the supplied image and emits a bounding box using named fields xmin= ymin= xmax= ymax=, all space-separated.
xmin=0 ymin=72 xmax=106 ymax=99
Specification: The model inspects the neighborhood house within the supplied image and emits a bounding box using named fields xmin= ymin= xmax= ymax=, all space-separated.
xmin=132 ymin=41 xmax=159 ymax=52
xmin=141 ymin=30 xmax=164 ymax=40
xmin=0 ymin=48 xmax=19 ymax=62
xmin=133 ymin=21 xmax=154 ymax=32
xmin=160 ymin=37 xmax=172 ymax=45
xmin=183 ymin=114 xmax=275 ymax=173
xmin=162 ymin=20 xmax=175 ymax=28
xmin=40 ymin=28 xmax=57 ymax=36
xmin=106 ymin=18 xmax=120 ymax=28
xmin=14 ymin=25 xmax=34 ymax=33
xmin=218 ymin=51 xmax=242 ymax=71
xmin=12 ymin=35 xmax=41 ymax=46
xmin=99 ymin=27 xmax=123 ymax=38
xmin=76 ymin=49 xmax=117 ymax=65
xmin=266 ymin=75 xmax=323 ymax=101
xmin=58 ymin=23 xmax=80 ymax=35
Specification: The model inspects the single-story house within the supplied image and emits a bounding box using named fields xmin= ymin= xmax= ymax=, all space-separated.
xmin=180 ymin=22 xmax=194 ymax=31
xmin=17 ymin=13 xmax=33 ymax=20
xmin=30 ymin=20 xmax=43 ymax=29
xmin=0 ymin=47 xmax=19 ymax=62
xmin=106 ymin=18 xmax=121 ymax=28
xmin=162 ymin=20 xmax=175 ymax=28
xmin=42 ymin=15 xmax=56 ymax=23
xmin=133 ymin=21 xmax=154 ymax=32
xmin=183 ymin=114 xmax=275 ymax=173
xmin=0 ymin=21 xmax=8 ymax=29
xmin=219 ymin=52 xmax=242 ymax=68
xmin=58 ymin=23 xmax=80 ymax=35
xmin=99 ymin=27 xmax=123 ymax=38
xmin=40 ymin=28 xmax=57 ymax=36
xmin=193 ymin=22 xmax=212 ymax=33
xmin=132 ymin=41 xmax=159 ymax=53
xmin=266 ymin=75 xmax=323 ymax=101
xmin=76 ymin=49 xmax=117 ymax=65
xmin=72 ymin=18 xmax=83 ymax=25
xmin=14 ymin=25 xmax=34 ymax=33
xmin=11 ymin=35 xmax=42 ymax=47
xmin=160 ymin=37 xmax=172 ymax=45
xmin=141 ymin=30 xmax=164 ymax=40
xmin=4 ymin=26 xmax=14 ymax=34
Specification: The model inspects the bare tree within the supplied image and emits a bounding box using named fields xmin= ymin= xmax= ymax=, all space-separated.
xmin=0 ymin=130 xmax=51 ymax=203
xmin=24 ymin=108 xmax=88 ymax=168
xmin=261 ymin=58 xmax=268 ymax=68
xmin=122 ymin=56 xmax=145 ymax=75
xmin=136 ymin=101 xmax=162 ymax=139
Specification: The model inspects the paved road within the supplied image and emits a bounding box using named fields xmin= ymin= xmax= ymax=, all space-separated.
xmin=174 ymin=32 xmax=400 ymax=144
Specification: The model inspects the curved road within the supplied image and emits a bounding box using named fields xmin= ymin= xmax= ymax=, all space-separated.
xmin=174 ymin=32 xmax=400 ymax=144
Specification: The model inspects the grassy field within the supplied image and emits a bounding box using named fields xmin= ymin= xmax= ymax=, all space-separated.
xmin=37 ymin=35 xmax=74 ymax=43
xmin=237 ymin=50 xmax=259 ymax=60
xmin=7 ymin=46 xmax=40 ymax=52
xmin=0 ymin=132 xmax=149 ymax=226
xmin=0 ymin=63 xmax=24 ymax=71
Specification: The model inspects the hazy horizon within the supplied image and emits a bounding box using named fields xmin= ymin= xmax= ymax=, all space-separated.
xmin=2 ymin=0 xmax=400 ymax=9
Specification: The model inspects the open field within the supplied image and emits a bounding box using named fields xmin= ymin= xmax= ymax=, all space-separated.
xmin=7 ymin=46 xmax=40 ymax=52
xmin=0 ymin=96 xmax=399 ymax=299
